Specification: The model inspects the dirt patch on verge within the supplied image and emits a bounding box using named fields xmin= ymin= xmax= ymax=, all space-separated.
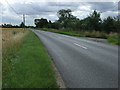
xmin=51 ymin=61 xmax=66 ymax=88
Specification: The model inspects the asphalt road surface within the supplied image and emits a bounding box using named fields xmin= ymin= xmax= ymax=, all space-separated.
xmin=31 ymin=29 xmax=118 ymax=88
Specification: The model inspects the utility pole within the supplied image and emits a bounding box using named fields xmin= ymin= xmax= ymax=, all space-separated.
xmin=23 ymin=14 xmax=25 ymax=30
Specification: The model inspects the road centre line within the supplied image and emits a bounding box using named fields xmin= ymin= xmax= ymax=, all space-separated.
xmin=74 ymin=43 xmax=87 ymax=49
xmin=57 ymin=36 xmax=87 ymax=50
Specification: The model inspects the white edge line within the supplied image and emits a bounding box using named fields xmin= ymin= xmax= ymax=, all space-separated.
xmin=74 ymin=43 xmax=87 ymax=49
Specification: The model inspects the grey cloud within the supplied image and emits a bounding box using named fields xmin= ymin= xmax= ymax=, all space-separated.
xmin=10 ymin=2 xmax=80 ymax=15
xmin=9 ymin=2 xmax=118 ymax=16
xmin=2 ymin=15 xmax=21 ymax=24
xmin=118 ymin=1 xmax=120 ymax=10
xmin=2 ymin=1 xmax=119 ymax=25
xmin=0 ymin=2 xmax=2 ymax=7
xmin=101 ymin=11 xmax=118 ymax=19
xmin=48 ymin=2 xmax=79 ymax=7
xmin=87 ymin=2 xmax=118 ymax=12
xmin=0 ymin=2 xmax=6 ymax=12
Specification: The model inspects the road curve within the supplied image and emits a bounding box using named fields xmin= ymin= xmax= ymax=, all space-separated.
xmin=31 ymin=29 xmax=118 ymax=88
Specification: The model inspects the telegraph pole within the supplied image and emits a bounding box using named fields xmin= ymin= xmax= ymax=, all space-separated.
xmin=23 ymin=14 xmax=25 ymax=30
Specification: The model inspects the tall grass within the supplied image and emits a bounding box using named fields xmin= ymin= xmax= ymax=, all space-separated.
xmin=83 ymin=31 xmax=108 ymax=39
xmin=2 ymin=30 xmax=58 ymax=88
xmin=38 ymin=28 xmax=109 ymax=38
xmin=2 ymin=28 xmax=25 ymax=57
xmin=2 ymin=28 xmax=26 ymax=79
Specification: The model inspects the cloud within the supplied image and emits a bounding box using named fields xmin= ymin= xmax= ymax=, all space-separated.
xmin=1 ymin=1 xmax=119 ymax=26
xmin=0 ymin=2 xmax=2 ymax=6
xmin=2 ymin=15 xmax=22 ymax=25
xmin=101 ymin=11 xmax=118 ymax=19
xmin=9 ymin=2 xmax=79 ymax=15
xmin=119 ymin=1 xmax=120 ymax=10
xmin=72 ymin=2 xmax=118 ymax=19
xmin=87 ymin=2 xmax=118 ymax=12
xmin=0 ymin=2 xmax=6 ymax=13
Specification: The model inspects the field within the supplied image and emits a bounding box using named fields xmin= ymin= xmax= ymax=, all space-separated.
xmin=2 ymin=28 xmax=58 ymax=88
xmin=2 ymin=28 xmax=25 ymax=56
xmin=2 ymin=28 xmax=26 ymax=77
xmin=2 ymin=28 xmax=26 ymax=88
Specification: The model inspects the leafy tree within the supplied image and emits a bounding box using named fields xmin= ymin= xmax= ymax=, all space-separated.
xmin=86 ymin=10 xmax=101 ymax=30
xmin=34 ymin=18 xmax=48 ymax=28
xmin=102 ymin=16 xmax=116 ymax=33
xmin=76 ymin=10 xmax=102 ymax=31
xmin=57 ymin=9 xmax=78 ymax=28
xmin=20 ymin=22 xmax=25 ymax=28
xmin=51 ymin=21 xmax=61 ymax=29
xmin=34 ymin=9 xmax=119 ymax=33
xmin=91 ymin=10 xmax=101 ymax=30
xmin=46 ymin=20 xmax=52 ymax=28
xmin=114 ymin=16 xmax=120 ymax=32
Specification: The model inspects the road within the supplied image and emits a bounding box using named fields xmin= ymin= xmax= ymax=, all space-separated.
xmin=31 ymin=29 xmax=118 ymax=88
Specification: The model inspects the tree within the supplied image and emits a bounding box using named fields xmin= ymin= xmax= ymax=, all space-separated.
xmin=113 ymin=16 xmax=120 ymax=32
xmin=102 ymin=16 xmax=116 ymax=33
xmin=57 ymin=9 xmax=78 ymax=28
xmin=57 ymin=9 xmax=72 ymax=22
xmin=20 ymin=22 xmax=25 ymax=28
xmin=47 ymin=20 xmax=52 ymax=28
xmin=34 ymin=9 xmax=119 ymax=33
xmin=77 ymin=10 xmax=102 ymax=31
xmin=34 ymin=18 xmax=48 ymax=28
xmin=47 ymin=20 xmax=61 ymax=29
xmin=88 ymin=10 xmax=101 ymax=30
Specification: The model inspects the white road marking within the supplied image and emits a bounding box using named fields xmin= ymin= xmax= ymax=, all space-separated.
xmin=63 ymin=35 xmax=70 ymax=38
xmin=58 ymin=36 xmax=88 ymax=50
xmin=74 ymin=43 xmax=87 ymax=49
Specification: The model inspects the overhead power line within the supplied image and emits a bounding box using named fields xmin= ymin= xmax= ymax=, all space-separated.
xmin=5 ymin=0 xmax=22 ymax=18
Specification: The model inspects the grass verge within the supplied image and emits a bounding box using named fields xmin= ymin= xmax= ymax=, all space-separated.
xmin=35 ymin=28 xmax=119 ymax=45
xmin=107 ymin=33 xmax=119 ymax=45
xmin=3 ymin=30 xmax=58 ymax=88
xmin=37 ymin=28 xmax=85 ymax=37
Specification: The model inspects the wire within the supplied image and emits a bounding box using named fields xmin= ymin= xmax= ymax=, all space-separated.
xmin=5 ymin=0 xmax=22 ymax=18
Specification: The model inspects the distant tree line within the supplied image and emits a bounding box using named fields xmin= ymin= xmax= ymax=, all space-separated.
xmin=34 ymin=9 xmax=120 ymax=33
xmin=1 ymin=24 xmax=19 ymax=28
xmin=1 ymin=22 xmax=35 ymax=28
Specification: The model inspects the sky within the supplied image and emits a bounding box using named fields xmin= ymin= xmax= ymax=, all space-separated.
xmin=0 ymin=0 xmax=119 ymax=26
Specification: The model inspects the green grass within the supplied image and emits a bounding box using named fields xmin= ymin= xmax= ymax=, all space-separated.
xmin=35 ymin=28 xmax=119 ymax=45
xmin=107 ymin=33 xmax=119 ymax=45
xmin=3 ymin=30 xmax=58 ymax=88
xmin=37 ymin=28 xmax=85 ymax=37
